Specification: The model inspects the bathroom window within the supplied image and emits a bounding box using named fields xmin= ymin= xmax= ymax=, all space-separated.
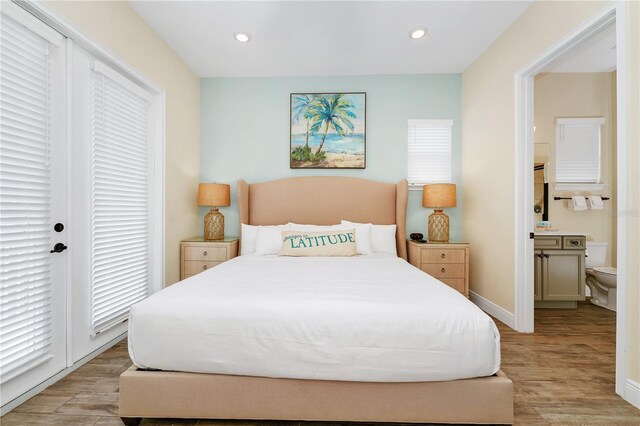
xmin=407 ymin=119 xmax=453 ymax=187
xmin=555 ymin=117 xmax=603 ymax=184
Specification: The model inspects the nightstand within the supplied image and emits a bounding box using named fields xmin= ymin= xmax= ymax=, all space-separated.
xmin=180 ymin=237 xmax=238 ymax=281
xmin=407 ymin=240 xmax=470 ymax=297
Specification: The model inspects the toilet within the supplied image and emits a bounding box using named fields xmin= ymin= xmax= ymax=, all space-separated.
xmin=585 ymin=242 xmax=617 ymax=312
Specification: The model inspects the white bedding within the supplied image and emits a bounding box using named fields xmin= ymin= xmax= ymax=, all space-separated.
xmin=128 ymin=254 xmax=500 ymax=382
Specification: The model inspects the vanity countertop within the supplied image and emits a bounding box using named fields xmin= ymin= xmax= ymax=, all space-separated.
xmin=534 ymin=231 xmax=588 ymax=236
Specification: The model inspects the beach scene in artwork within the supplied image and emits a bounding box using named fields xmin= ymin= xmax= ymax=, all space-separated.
xmin=290 ymin=93 xmax=365 ymax=168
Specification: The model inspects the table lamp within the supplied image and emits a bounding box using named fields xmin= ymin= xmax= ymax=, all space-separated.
xmin=422 ymin=183 xmax=457 ymax=243
xmin=198 ymin=183 xmax=231 ymax=240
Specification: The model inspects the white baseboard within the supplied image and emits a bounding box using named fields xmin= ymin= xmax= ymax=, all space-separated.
xmin=470 ymin=291 xmax=516 ymax=330
xmin=624 ymin=378 xmax=640 ymax=409
xmin=0 ymin=333 xmax=127 ymax=415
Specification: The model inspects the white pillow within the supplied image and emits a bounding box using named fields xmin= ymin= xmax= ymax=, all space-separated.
xmin=288 ymin=223 xmax=372 ymax=255
xmin=242 ymin=224 xmax=288 ymax=255
xmin=240 ymin=224 xmax=259 ymax=255
xmin=255 ymin=225 xmax=291 ymax=255
xmin=341 ymin=221 xmax=397 ymax=255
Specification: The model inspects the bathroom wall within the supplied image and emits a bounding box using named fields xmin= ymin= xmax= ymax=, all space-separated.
xmin=534 ymin=72 xmax=617 ymax=266
xmin=200 ymin=74 xmax=463 ymax=241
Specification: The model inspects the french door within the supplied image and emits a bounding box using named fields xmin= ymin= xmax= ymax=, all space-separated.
xmin=1 ymin=2 xmax=160 ymax=409
xmin=0 ymin=4 xmax=68 ymax=404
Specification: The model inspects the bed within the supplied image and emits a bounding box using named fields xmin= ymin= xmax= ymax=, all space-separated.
xmin=120 ymin=176 xmax=513 ymax=425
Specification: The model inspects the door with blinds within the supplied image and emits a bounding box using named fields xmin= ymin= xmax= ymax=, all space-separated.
xmin=0 ymin=5 xmax=67 ymax=404
xmin=70 ymin=44 xmax=156 ymax=360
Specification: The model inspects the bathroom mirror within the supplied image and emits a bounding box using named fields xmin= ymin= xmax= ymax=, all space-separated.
xmin=534 ymin=163 xmax=548 ymax=221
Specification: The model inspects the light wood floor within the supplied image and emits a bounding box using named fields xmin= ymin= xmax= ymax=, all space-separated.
xmin=2 ymin=302 xmax=638 ymax=425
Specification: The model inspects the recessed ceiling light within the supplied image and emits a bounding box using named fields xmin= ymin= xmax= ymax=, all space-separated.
xmin=234 ymin=32 xmax=250 ymax=43
xmin=410 ymin=27 xmax=427 ymax=40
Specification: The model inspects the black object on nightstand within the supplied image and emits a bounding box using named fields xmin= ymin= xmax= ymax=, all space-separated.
xmin=410 ymin=233 xmax=427 ymax=243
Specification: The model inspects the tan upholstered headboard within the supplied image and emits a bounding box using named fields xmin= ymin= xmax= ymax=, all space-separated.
xmin=237 ymin=177 xmax=408 ymax=260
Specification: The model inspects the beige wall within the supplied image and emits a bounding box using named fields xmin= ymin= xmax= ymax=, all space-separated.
xmin=534 ymin=72 xmax=617 ymax=266
xmin=462 ymin=0 xmax=639 ymax=385
xmin=46 ymin=1 xmax=200 ymax=285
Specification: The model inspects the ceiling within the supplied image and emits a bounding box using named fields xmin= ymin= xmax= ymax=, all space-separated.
xmin=129 ymin=1 xmax=533 ymax=78
xmin=542 ymin=22 xmax=616 ymax=73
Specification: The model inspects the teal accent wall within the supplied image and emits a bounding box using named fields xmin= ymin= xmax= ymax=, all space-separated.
xmin=200 ymin=74 xmax=462 ymax=241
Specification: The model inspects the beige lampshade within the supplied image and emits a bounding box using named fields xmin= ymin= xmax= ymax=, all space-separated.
xmin=423 ymin=183 xmax=457 ymax=208
xmin=198 ymin=183 xmax=230 ymax=207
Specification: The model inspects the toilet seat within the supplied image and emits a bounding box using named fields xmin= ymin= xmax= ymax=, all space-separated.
xmin=593 ymin=266 xmax=617 ymax=276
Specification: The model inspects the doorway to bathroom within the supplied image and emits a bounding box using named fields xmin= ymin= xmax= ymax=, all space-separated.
xmin=531 ymin=20 xmax=617 ymax=313
xmin=514 ymin=2 xmax=635 ymax=406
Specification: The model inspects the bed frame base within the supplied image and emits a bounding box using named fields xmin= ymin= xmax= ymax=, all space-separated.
xmin=120 ymin=367 xmax=513 ymax=424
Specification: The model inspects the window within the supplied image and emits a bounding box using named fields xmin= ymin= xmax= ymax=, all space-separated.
xmin=555 ymin=117 xmax=603 ymax=184
xmin=407 ymin=119 xmax=453 ymax=186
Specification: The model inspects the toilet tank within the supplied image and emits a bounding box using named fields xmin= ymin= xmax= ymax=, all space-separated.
xmin=586 ymin=242 xmax=608 ymax=268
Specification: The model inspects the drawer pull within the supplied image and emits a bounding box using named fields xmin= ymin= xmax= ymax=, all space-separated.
xmin=203 ymin=251 xmax=208 ymax=256
xmin=570 ymin=240 xmax=579 ymax=246
xmin=441 ymin=253 xmax=446 ymax=258
xmin=203 ymin=265 xmax=208 ymax=270
xmin=441 ymin=267 xmax=446 ymax=273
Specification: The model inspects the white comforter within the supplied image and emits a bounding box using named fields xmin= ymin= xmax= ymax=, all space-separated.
xmin=128 ymin=254 xmax=500 ymax=382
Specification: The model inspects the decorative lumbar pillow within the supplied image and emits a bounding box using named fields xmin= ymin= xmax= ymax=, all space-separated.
xmin=288 ymin=223 xmax=372 ymax=255
xmin=341 ymin=220 xmax=397 ymax=255
xmin=279 ymin=229 xmax=357 ymax=257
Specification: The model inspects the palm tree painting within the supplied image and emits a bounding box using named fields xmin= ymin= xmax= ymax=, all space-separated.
xmin=290 ymin=92 xmax=365 ymax=169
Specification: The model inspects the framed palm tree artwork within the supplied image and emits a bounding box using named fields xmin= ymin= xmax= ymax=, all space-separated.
xmin=290 ymin=92 xmax=366 ymax=169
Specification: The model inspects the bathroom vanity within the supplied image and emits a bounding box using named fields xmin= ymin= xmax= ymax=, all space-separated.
xmin=534 ymin=233 xmax=586 ymax=308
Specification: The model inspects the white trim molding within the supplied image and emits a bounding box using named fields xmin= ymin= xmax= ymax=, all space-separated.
xmin=470 ymin=291 xmax=516 ymax=329
xmin=624 ymin=379 xmax=640 ymax=409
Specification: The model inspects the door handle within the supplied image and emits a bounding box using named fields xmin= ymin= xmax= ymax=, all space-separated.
xmin=50 ymin=243 xmax=67 ymax=253
xmin=543 ymin=254 xmax=550 ymax=258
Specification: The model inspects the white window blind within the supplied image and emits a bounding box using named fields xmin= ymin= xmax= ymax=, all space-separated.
xmin=407 ymin=119 xmax=453 ymax=186
xmin=90 ymin=62 xmax=152 ymax=338
xmin=556 ymin=117 xmax=603 ymax=184
xmin=0 ymin=13 xmax=53 ymax=380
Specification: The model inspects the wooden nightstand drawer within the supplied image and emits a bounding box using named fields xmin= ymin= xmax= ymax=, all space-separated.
xmin=184 ymin=246 xmax=227 ymax=261
xmin=440 ymin=278 xmax=466 ymax=293
xmin=184 ymin=261 xmax=224 ymax=275
xmin=421 ymin=263 xmax=466 ymax=279
xmin=421 ymin=248 xmax=465 ymax=264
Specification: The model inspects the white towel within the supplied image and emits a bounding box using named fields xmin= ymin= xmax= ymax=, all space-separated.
xmin=571 ymin=196 xmax=588 ymax=211
xmin=588 ymin=195 xmax=604 ymax=210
